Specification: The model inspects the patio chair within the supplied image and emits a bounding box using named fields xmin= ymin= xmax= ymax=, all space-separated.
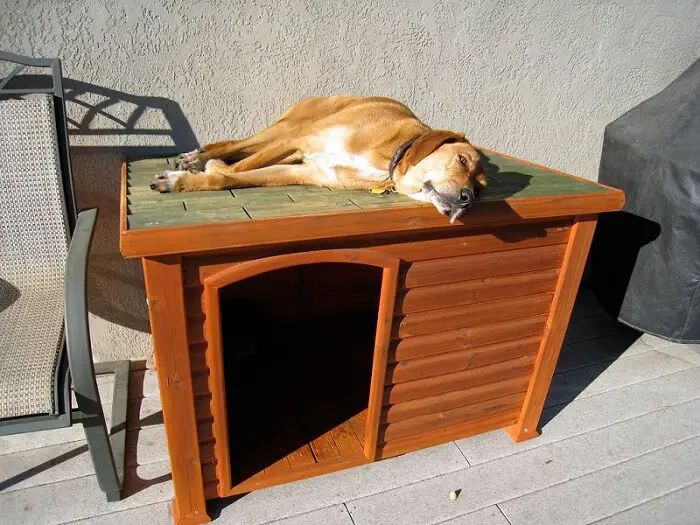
xmin=0 ymin=51 xmax=128 ymax=502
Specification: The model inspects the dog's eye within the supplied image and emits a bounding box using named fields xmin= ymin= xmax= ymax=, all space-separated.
xmin=458 ymin=155 xmax=469 ymax=167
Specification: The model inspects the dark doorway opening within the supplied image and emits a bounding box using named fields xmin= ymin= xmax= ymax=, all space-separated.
xmin=219 ymin=263 xmax=383 ymax=487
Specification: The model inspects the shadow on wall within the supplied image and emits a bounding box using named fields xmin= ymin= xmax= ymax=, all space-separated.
xmin=63 ymin=79 xmax=198 ymax=339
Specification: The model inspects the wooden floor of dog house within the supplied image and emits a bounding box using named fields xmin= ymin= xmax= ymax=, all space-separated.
xmin=225 ymin=409 xmax=370 ymax=495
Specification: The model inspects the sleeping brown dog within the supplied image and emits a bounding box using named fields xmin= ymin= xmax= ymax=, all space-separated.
xmin=150 ymin=95 xmax=488 ymax=223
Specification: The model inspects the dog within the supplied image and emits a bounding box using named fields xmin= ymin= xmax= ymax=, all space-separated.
xmin=150 ymin=95 xmax=488 ymax=223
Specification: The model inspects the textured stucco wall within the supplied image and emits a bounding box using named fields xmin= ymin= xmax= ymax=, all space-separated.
xmin=2 ymin=0 xmax=699 ymax=360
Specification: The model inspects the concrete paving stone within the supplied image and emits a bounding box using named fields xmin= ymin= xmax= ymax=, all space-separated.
xmin=0 ymin=425 xmax=167 ymax=494
xmin=456 ymin=366 xmax=700 ymax=465
xmin=564 ymin=315 xmax=619 ymax=345
xmin=0 ymin=440 xmax=90 ymax=494
xmin=544 ymin=350 xmax=693 ymax=408
xmin=345 ymin=398 xmax=700 ymax=525
xmin=72 ymin=378 xmax=115 ymax=409
xmin=0 ymin=413 xmax=110 ymax=456
xmin=91 ymin=369 xmax=158 ymax=400
xmin=125 ymin=425 xmax=169 ymax=468
xmin=597 ymin=332 xmax=653 ymax=358
xmin=555 ymin=339 xmax=625 ymax=374
xmin=433 ymin=506 xmax=511 ymax=525
xmin=655 ymin=343 xmax=700 ymax=366
xmin=262 ymin=505 xmax=354 ymax=525
xmin=4 ymin=302 xmax=698 ymax=525
xmin=0 ymin=370 xmax=162 ymax=456
xmin=640 ymin=333 xmax=681 ymax=349
xmin=0 ymin=460 xmax=173 ymax=525
xmin=127 ymin=369 xmax=161 ymax=399
xmin=208 ymin=442 xmax=467 ymax=525
xmin=64 ymin=501 xmax=173 ymax=525
xmin=593 ymin=481 xmax=700 ymax=525
xmin=126 ymin=396 xmax=164 ymax=430
xmin=499 ymin=436 xmax=700 ymax=525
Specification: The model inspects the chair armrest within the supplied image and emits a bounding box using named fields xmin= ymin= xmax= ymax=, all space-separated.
xmin=64 ymin=208 xmax=99 ymax=399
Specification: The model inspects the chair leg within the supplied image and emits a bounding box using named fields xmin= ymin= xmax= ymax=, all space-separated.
xmin=74 ymin=360 xmax=130 ymax=502
xmin=96 ymin=361 xmax=129 ymax=491
xmin=65 ymin=209 xmax=129 ymax=501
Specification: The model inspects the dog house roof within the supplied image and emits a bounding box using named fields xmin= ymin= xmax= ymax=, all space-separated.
xmin=119 ymin=149 xmax=624 ymax=259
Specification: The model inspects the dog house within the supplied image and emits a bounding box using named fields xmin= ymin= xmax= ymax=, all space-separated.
xmin=120 ymin=149 xmax=624 ymax=525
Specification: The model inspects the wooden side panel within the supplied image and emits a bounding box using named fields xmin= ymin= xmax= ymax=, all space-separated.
xmin=403 ymin=244 xmax=566 ymax=289
xmin=380 ymin=392 xmax=526 ymax=442
xmin=394 ymin=293 xmax=552 ymax=339
xmin=505 ymin=216 xmax=598 ymax=442
xmin=392 ymin=315 xmax=548 ymax=362
xmin=385 ymin=354 xmax=537 ymax=404
xmin=387 ymin=337 xmax=539 ymax=385
xmin=378 ymin=411 xmax=519 ymax=459
xmin=187 ymin=316 xmax=206 ymax=345
xmin=190 ymin=344 xmax=208 ymax=374
xmin=382 ymin=375 xmax=531 ymax=424
xmin=395 ymin=268 xmax=560 ymax=315
xmin=142 ymin=257 xmax=210 ymax=524
xmin=197 ymin=419 xmax=215 ymax=444
xmin=377 ymin=221 xmax=570 ymax=456
xmin=178 ymin=220 xmax=568 ymax=273
xmin=181 ymin=276 xmax=221 ymax=500
xmin=377 ymin=221 xmax=570 ymax=262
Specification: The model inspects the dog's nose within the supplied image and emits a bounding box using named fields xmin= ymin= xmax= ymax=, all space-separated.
xmin=459 ymin=188 xmax=474 ymax=205
xmin=150 ymin=183 xmax=156 ymax=190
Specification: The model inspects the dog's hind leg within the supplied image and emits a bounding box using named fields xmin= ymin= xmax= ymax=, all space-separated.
xmin=211 ymin=140 xmax=304 ymax=173
xmin=177 ymin=120 xmax=297 ymax=171
xmin=151 ymin=163 xmax=320 ymax=193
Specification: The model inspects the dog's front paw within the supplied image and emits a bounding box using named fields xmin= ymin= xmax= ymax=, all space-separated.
xmin=150 ymin=170 xmax=185 ymax=193
xmin=175 ymin=149 xmax=204 ymax=171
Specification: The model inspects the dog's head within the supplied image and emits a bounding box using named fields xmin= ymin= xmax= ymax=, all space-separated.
xmin=395 ymin=131 xmax=488 ymax=223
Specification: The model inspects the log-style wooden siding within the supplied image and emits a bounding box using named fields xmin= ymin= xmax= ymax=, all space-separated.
xmin=385 ymin=354 xmax=537 ymax=404
xmin=394 ymin=268 xmax=560 ymax=315
xmin=402 ymin=243 xmax=567 ymax=289
xmin=393 ymin=292 xmax=553 ymax=339
xmin=380 ymin=392 xmax=527 ymax=442
xmin=181 ymin=219 xmax=572 ymax=486
xmin=391 ymin=315 xmax=548 ymax=362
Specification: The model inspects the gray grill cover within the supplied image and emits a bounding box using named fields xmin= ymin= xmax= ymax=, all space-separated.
xmin=591 ymin=59 xmax=700 ymax=343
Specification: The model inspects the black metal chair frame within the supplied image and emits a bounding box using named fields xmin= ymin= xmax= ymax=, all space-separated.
xmin=0 ymin=50 xmax=129 ymax=502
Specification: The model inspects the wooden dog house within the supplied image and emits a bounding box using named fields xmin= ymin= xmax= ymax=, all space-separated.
xmin=119 ymin=149 xmax=624 ymax=525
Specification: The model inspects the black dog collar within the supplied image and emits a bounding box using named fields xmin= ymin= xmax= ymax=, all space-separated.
xmin=388 ymin=135 xmax=421 ymax=180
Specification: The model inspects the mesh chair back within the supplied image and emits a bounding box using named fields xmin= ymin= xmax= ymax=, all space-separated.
xmin=0 ymin=94 xmax=71 ymax=419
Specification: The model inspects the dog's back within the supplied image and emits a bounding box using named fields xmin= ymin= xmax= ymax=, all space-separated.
xmin=273 ymin=95 xmax=429 ymax=158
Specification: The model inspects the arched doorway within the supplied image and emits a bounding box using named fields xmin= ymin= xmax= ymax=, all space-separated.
xmin=203 ymin=249 xmax=399 ymax=493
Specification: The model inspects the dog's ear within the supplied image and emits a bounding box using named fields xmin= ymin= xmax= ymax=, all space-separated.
xmin=396 ymin=130 xmax=469 ymax=176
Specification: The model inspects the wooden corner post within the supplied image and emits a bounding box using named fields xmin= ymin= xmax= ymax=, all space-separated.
xmin=505 ymin=215 xmax=598 ymax=442
xmin=142 ymin=257 xmax=210 ymax=525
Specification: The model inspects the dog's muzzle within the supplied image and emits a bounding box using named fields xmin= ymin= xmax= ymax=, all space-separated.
xmin=449 ymin=188 xmax=474 ymax=224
